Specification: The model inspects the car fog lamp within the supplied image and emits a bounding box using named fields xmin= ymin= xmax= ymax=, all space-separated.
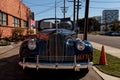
xmin=77 ymin=42 xmax=85 ymax=51
xmin=28 ymin=39 xmax=36 ymax=50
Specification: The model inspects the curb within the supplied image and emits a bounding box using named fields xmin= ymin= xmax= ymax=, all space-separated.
xmin=92 ymin=67 xmax=104 ymax=80
xmin=93 ymin=67 xmax=120 ymax=80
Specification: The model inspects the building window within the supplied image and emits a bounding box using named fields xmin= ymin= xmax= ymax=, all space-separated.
xmin=12 ymin=17 xmax=21 ymax=27
xmin=0 ymin=12 xmax=8 ymax=25
xmin=0 ymin=12 xmax=2 ymax=25
xmin=24 ymin=21 xmax=28 ymax=28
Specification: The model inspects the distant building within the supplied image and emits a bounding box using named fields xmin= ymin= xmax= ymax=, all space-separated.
xmin=102 ymin=10 xmax=119 ymax=24
xmin=101 ymin=10 xmax=119 ymax=31
xmin=0 ymin=0 xmax=33 ymax=38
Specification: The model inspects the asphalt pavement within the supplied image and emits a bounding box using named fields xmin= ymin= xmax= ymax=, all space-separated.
xmin=0 ymin=41 xmax=120 ymax=80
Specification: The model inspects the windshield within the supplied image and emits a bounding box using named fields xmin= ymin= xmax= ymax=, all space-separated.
xmin=39 ymin=18 xmax=73 ymax=30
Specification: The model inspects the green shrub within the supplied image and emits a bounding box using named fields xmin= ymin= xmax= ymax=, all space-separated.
xmin=28 ymin=29 xmax=34 ymax=35
xmin=12 ymin=27 xmax=24 ymax=42
xmin=0 ymin=40 xmax=10 ymax=46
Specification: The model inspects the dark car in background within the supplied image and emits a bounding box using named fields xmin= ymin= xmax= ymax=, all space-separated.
xmin=19 ymin=18 xmax=93 ymax=71
xmin=111 ymin=32 xmax=120 ymax=36
xmin=105 ymin=31 xmax=120 ymax=36
xmin=105 ymin=31 xmax=114 ymax=36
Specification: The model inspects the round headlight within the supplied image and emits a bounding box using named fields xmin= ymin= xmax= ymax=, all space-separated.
xmin=28 ymin=39 xmax=36 ymax=50
xmin=66 ymin=38 xmax=74 ymax=46
xmin=76 ymin=41 xmax=85 ymax=51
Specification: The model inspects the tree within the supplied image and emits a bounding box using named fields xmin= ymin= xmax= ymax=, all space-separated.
xmin=78 ymin=18 xmax=85 ymax=33
xmin=109 ymin=20 xmax=120 ymax=31
xmin=77 ymin=18 xmax=100 ymax=33
xmin=90 ymin=18 xmax=100 ymax=31
xmin=112 ymin=20 xmax=120 ymax=31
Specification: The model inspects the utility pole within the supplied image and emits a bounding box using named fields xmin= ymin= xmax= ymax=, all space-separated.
xmin=67 ymin=0 xmax=76 ymax=21
xmin=76 ymin=0 xmax=81 ymax=32
xmin=55 ymin=0 xmax=57 ymax=29
xmin=73 ymin=0 xmax=76 ymax=22
xmin=84 ymin=0 xmax=90 ymax=40
xmin=61 ymin=0 xmax=68 ymax=18
xmin=64 ymin=0 xmax=65 ymax=18
xmin=67 ymin=0 xmax=77 ymax=33
xmin=77 ymin=0 xmax=80 ymax=24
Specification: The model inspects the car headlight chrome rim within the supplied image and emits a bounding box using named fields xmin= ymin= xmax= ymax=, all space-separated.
xmin=76 ymin=41 xmax=85 ymax=51
xmin=66 ymin=38 xmax=74 ymax=46
xmin=28 ymin=39 xmax=36 ymax=50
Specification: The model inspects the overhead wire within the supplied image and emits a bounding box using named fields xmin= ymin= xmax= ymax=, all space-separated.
xmin=35 ymin=1 xmax=63 ymax=16
xmin=24 ymin=0 xmax=120 ymax=18
xmin=23 ymin=0 xmax=120 ymax=11
xmin=81 ymin=5 xmax=120 ymax=10
xmin=79 ymin=0 xmax=120 ymax=10
xmin=24 ymin=1 xmax=53 ymax=5
xmin=90 ymin=0 xmax=120 ymax=3
xmin=23 ymin=0 xmax=62 ymax=7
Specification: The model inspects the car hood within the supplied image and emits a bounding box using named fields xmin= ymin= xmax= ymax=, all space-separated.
xmin=40 ymin=29 xmax=76 ymax=36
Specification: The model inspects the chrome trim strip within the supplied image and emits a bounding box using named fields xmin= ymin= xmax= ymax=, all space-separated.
xmin=20 ymin=55 xmax=93 ymax=70
xmin=19 ymin=61 xmax=93 ymax=70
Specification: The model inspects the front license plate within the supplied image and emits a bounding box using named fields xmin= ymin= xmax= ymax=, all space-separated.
xmin=77 ymin=54 xmax=92 ymax=61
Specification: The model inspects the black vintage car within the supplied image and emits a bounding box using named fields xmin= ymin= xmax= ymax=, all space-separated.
xmin=19 ymin=18 xmax=93 ymax=71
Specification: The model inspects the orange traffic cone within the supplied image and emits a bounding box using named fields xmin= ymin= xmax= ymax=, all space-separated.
xmin=99 ymin=45 xmax=107 ymax=65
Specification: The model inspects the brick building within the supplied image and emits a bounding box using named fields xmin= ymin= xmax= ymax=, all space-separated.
xmin=0 ymin=0 xmax=32 ymax=38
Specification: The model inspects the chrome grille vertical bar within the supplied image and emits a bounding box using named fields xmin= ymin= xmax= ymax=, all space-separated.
xmin=36 ymin=55 xmax=39 ymax=70
xmin=23 ymin=57 xmax=25 ymax=69
xmin=57 ymin=34 xmax=64 ymax=62
xmin=55 ymin=11 xmax=58 ymax=62
xmin=49 ymin=35 xmax=54 ymax=62
xmin=74 ymin=55 xmax=77 ymax=67
xmin=55 ymin=33 xmax=58 ymax=62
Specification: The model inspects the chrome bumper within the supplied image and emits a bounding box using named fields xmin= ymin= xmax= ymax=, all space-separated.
xmin=19 ymin=55 xmax=93 ymax=71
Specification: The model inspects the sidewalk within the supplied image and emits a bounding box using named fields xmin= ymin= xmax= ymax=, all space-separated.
xmin=0 ymin=42 xmax=21 ymax=54
xmin=90 ymin=41 xmax=120 ymax=80
xmin=90 ymin=41 xmax=120 ymax=58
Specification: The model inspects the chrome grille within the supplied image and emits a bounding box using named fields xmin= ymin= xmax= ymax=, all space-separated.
xmin=49 ymin=34 xmax=64 ymax=62
xmin=39 ymin=34 xmax=74 ymax=62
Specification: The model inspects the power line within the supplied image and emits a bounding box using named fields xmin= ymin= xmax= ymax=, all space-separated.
xmin=81 ymin=5 xmax=120 ymax=10
xmin=90 ymin=0 xmax=120 ymax=3
xmin=23 ymin=1 xmax=54 ymax=5
xmin=90 ymin=7 xmax=120 ymax=10
xmin=23 ymin=0 xmax=62 ymax=7
xmin=35 ymin=6 xmax=55 ymax=15
xmin=35 ymin=1 xmax=63 ymax=15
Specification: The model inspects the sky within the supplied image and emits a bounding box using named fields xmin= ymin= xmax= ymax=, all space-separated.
xmin=22 ymin=0 xmax=120 ymax=20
